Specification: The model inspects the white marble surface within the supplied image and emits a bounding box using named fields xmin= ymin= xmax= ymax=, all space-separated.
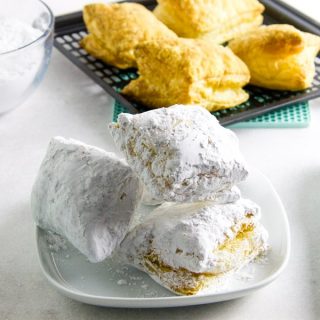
xmin=1 ymin=1 xmax=320 ymax=319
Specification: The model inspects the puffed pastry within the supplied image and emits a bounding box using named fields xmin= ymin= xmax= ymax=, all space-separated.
xmin=228 ymin=24 xmax=320 ymax=91
xmin=153 ymin=0 xmax=264 ymax=43
xmin=121 ymin=38 xmax=250 ymax=111
xmin=119 ymin=199 xmax=269 ymax=295
xmin=31 ymin=137 xmax=143 ymax=262
xmin=80 ymin=3 xmax=177 ymax=69
xmin=109 ymin=105 xmax=248 ymax=203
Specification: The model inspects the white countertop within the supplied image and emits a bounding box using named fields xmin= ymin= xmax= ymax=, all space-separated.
xmin=1 ymin=1 xmax=320 ymax=319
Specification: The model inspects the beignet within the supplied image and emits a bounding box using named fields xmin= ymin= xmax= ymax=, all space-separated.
xmin=119 ymin=199 xmax=268 ymax=295
xmin=153 ymin=0 xmax=264 ymax=43
xmin=31 ymin=137 xmax=143 ymax=262
xmin=81 ymin=3 xmax=177 ymax=69
xmin=109 ymin=105 xmax=248 ymax=203
xmin=228 ymin=24 xmax=320 ymax=90
xmin=122 ymin=38 xmax=250 ymax=111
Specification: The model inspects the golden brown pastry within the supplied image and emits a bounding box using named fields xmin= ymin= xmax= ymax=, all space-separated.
xmin=80 ymin=3 xmax=177 ymax=69
xmin=122 ymin=38 xmax=250 ymax=111
xmin=228 ymin=24 xmax=320 ymax=91
xmin=153 ymin=0 xmax=265 ymax=43
xmin=119 ymin=199 xmax=268 ymax=295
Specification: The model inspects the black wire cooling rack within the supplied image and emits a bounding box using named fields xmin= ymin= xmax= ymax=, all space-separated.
xmin=54 ymin=0 xmax=320 ymax=125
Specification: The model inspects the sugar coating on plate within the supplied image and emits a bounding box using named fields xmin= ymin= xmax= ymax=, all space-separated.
xmin=31 ymin=137 xmax=143 ymax=263
xmin=119 ymin=198 xmax=268 ymax=295
xmin=109 ymin=105 xmax=248 ymax=202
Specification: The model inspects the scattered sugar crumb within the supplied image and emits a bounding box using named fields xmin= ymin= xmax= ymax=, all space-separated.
xmin=117 ymin=279 xmax=127 ymax=286
xmin=46 ymin=231 xmax=67 ymax=252
xmin=235 ymin=270 xmax=254 ymax=281
xmin=254 ymin=251 xmax=270 ymax=265
xmin=129 ymin=275 xmax=143 ymax=281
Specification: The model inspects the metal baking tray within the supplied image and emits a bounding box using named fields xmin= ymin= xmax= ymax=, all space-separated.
xmin=54 ymin=0 xmax=320 ymax=125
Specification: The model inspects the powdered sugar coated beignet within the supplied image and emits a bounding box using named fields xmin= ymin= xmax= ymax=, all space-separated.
xmin=31 ymin=137 xmax=143 ymax=262
xmin=109 ymin=105 xmax=248 ymax=202
xmin=119 ymin=198 xmax=268 ymax=295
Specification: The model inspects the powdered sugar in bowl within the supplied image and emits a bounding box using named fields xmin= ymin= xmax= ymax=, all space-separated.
xmin=0 ymin=0 xmax=54 ymax=114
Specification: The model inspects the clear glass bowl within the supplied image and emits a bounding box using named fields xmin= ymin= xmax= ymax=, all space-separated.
xmin=0 ymin=0 xmax=54 ymax=115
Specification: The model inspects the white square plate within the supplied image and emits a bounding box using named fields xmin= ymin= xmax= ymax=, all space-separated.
xmin=36 ymin=168 xmax=290 ymax=308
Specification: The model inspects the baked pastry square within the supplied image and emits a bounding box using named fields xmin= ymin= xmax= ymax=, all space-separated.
xmin=228 ymin=24 xmax=320 ymax=91
xmin=31 ymin=137 xmax=143 ymax=262
xmin=122 ymin=38 xmax=250 ymax=111
xmin=80 ymin=3 xmax=177 ymax=69
xmin=153 ymin=0 xmax=264 ymax=43
xmin=109 ymin=105 xmax=248 ymax=202
xmin=119 ymin=199 xmax=268 ymax=295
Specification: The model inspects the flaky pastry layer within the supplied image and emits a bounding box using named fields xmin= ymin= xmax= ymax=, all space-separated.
xmin=153 ymin=0 xmax=264 ymax=43
xmin=143 ymin=223 xmax=266 ymax=295
xmin=122 ymin=38 xmax=250 ymax=111
xmin=229 ymin=24 xmax=320 ymax=90
xmin=119 ymin=199 xmax=268 ymax=295
xmin=81 ymin=3 xmax=176 ymax=69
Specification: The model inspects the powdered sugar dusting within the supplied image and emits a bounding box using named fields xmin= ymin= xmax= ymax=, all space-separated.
xmin=45 ymin=231 xmax=67 ymax=252
xmin=117 ymin=279 xmax=127 ymax=286
xmin=0 ymin=16 xmax=45 ymax=114
xmin=32 ymin=137 xmax=143 ymax=263
xmin=109 ymin=105 xmax=248 ymax=202
xmin=120 ymin=198 xmax=267 ymax=273
xmin=0 ymin=17 xmax=41 ymax=54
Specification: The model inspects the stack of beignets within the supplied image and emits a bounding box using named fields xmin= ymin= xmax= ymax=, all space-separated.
xmin=32 ymin=106 xmax=269 ymax=296
xmin=80 ymin=2 xmax=251 ymax=110
xmin=110 ymin=104 xmax=269 ymax=295
xmin=80 ymin=2 xmax=320 ymax=110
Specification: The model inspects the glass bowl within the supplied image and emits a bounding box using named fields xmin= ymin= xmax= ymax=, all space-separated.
xmin=0 ymin=0 xmax=54 ymax=115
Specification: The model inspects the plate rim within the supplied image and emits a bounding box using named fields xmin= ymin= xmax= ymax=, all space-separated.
xmin=36 ymin=168 xmax=291 ymax=308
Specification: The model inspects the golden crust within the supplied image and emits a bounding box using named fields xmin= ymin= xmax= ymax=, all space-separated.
xmin=143 ymin=224 xmax=262 ymax=295
xmin=80 ymin=34 xmax=135 ymax=69
xmin=153 ymin=0 xmax=264 ymax=43
xmin=81 ymin=3 xmax=177 ymax=69
xmin=228 ymin=24 xmax=320 ymax=90
xmin=200 ymin=15 xmax=263 ymax=45
xmin=122 ymin=38 xmax=250 ymax=111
